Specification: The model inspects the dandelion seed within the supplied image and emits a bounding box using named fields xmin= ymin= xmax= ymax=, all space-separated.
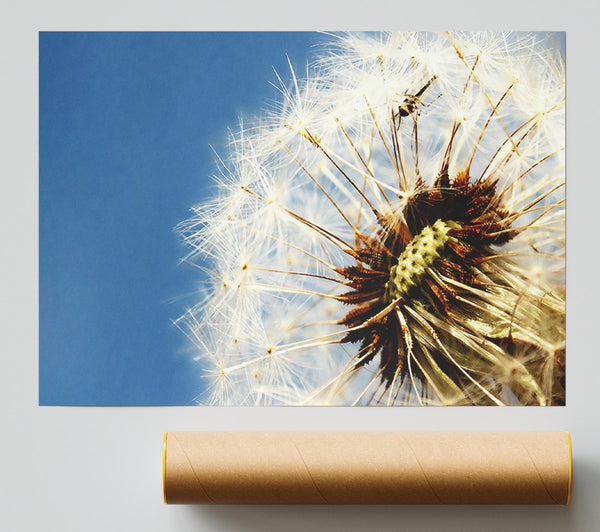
xmin=177 ymin=32 xmax=565 ymax=406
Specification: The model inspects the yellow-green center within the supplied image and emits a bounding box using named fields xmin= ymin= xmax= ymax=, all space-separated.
xmin=383 ymin=219 xmax=461 ymax=304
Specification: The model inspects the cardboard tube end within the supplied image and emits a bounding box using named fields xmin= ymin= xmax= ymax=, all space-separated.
xmin=567 ymin=431 xmax=572 ymax=505
xmin=163 ymin=431 xmax=168 ymax=505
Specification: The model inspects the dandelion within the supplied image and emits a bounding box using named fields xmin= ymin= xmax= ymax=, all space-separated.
xmin=177 ymin=32 xmax=565 ymax=406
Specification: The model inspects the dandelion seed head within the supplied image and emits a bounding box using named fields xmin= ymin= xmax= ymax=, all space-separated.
xmin=178 ymin=32 xmax=565 ymax=406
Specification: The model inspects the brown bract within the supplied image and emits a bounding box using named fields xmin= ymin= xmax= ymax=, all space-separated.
xmin=334 ymin=163 xmax=535 ymax=399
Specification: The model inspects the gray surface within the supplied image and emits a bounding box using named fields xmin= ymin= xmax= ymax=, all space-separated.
xmin=2 ymin=1 xmax=599 ymax=530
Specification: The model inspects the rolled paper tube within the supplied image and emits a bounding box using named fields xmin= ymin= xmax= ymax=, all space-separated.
xmin=163 ymin=431 xmax=572 ymax=505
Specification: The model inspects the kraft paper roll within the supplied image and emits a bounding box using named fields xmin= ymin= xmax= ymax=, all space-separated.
xmin=163 ymin=431 xmax=572 ymax=505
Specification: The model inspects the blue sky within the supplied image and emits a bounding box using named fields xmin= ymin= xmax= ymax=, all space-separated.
xmin=39 ymin=32 xmax=321 ymax=405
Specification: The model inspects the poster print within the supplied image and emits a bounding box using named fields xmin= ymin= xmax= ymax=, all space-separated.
xmin=40 ymin=32 xmax=565 ymax=406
